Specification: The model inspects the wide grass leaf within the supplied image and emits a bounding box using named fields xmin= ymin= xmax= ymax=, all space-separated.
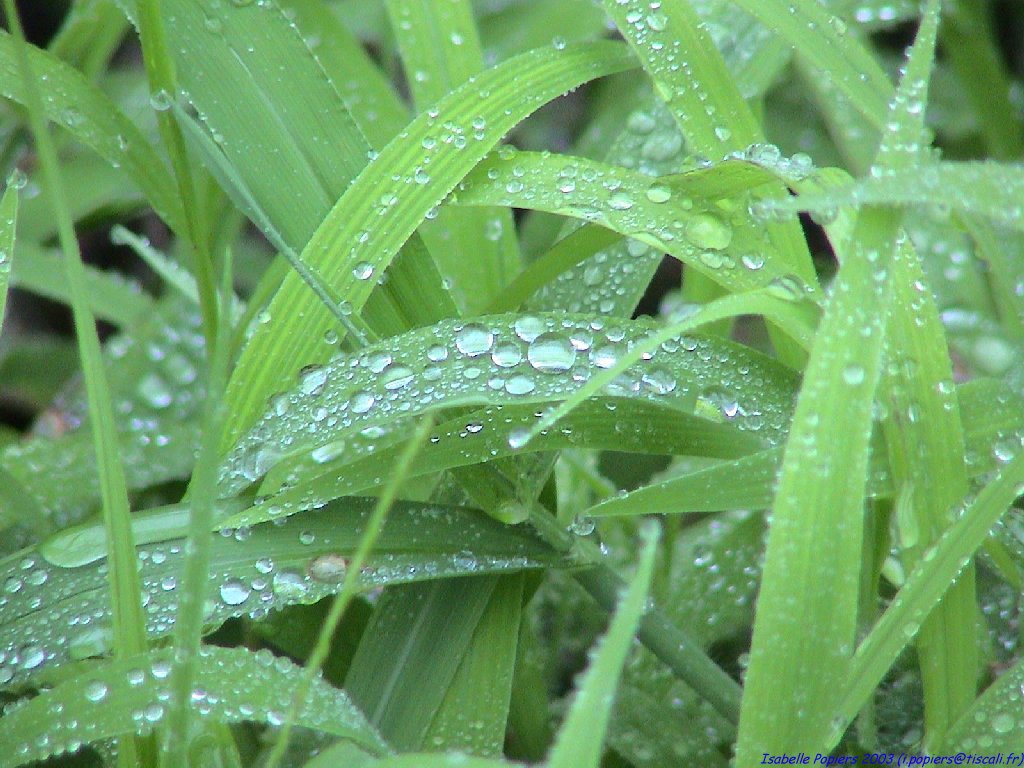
xmin=2 ymin=498 xmax=564 ymax=691
xmin=218 ymin=312 xmax=797 ymax=507
xmin=0 ymin=645 xmax=388 ymax=766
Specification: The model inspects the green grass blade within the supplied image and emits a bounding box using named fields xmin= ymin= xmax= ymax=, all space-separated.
xmin=0 ymin=30 xmax=182 ymax=232
xmin=4 ymin=497 xmax=564 ymax=691
xmin=738 ymin=2 xmax=941 ymax=755
xmin=10 ymin=241 xmax=153 ymax=326
xmin=218 ymin=312 xmax=797 ymax=506
xmin=0 ymin=645 xmax=388 ymax=765
xmin=828 ymin=452 xmax=1024 ymax=748
xmin=344 ymin=577 xmax=499 ymax=750
xmin=2 ymin=0 xmax=147 ymax=663
xmin=424 ymin=574 xmax=523 ymax=756
xmin=452 ymin=151 xmax=807 ymax=295
xmin=600 ymin=0 xmax=761 ymax=155
xmin=942 ymin=654 xmax=1024 ymax=751
xmin=728 ymin=0 xmax=892 ymax=130
xmin=385 ymin=0 xmax=520 ymax=310
xmin=222 ymin=41 xmax=637 ymax=446
xmin=548 ymin=521 xmax=658 ymax=768
xmin=267 ymin=414 xmax=435 ymax=765
xmin=160 ymin=255 xmax=235 ymax=765
xmin=879 ymin=245 xmax=977 ymax=745
xmin=0 ymin=184 xmax=17 ymax=334
xmin=771 ymin=161 xmax=1024 ymax=232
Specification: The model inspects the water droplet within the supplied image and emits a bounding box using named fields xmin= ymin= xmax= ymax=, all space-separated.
xmin=299 ymin=365 xmax=328 ymax=396
xmin=842 ymin=364 xmax=866 ymax=386
xmin=491 ymin=341 xmax=523 ymax=367
xmin=351 ymin=391 xmax=375 ymax=414
xmin=455 ymin=323 xmax=495 ymax=357
xmin=991 ymin=712 xmax=1015 ymax=734
xmin=608 ymin=191 xmax=634 ymax=210
xmin=427 ymin=344 xmax=449 ymax=362
xmin=505 ymin=374 xmax=536 ymax=395
xmin=84 ymin=680 xmax=108 ymax=702
xmin=352 ymin=262 xmax=374 ymax=280
xmin=569 ymin=515 xmax=596 ymax=536
xmin=137 ymin=373 xmax=173 ymax=409
xmin=513 ymin=316 xmax=546 ymax=342
xmin=219 ymin=580 xmax=251 ymax=606
xmin=646 ymin=12 xmax=667 ymax=31
xmin=308 ymin=553 xmax=348 ymax=583
xmin=149 ymin=89 xmax=172 ymax=111
xmin=645 ymin=185 xmax=671 ymax=203
xmin=508 ymin=428 xmax=531 ymax=449
xmin=527 ymin=333 xmax=577 ymax=373
xmin=685 ymin=213 xmax=732 ymax=250
xmin=381 ymin=365 xmax=415 ymax=390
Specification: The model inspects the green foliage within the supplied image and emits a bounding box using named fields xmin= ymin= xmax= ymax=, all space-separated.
xmin=0 ymin=0 xmax=1023 ymax=765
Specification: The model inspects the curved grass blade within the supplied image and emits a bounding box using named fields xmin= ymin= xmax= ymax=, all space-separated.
xmin=772 ymin=161 xmax=1024 ymax=233
xmin=452 ymin=151 xmax=805 ymax=295
xmin=5 ymin=498 xmax=565 ymax=691
xmin=266 ymin=415 xmax=435 ymax=765
xmin=219 ymin=312 xmax=798 ymax=502
xmin=516 ymin=288 xmax=815 ymax=446
xmin=548 ymin=521 xmax=658 ymax=768
xmin=242 ymin=399 xmax=766 ymax=529
xmin=386 ymin=0 xmax=520 ymax=311
xmin=941 ymin=655 xmax=1024 ymax=751
xmin=484 ymin=225 xmax=622 ymax=313
xmin=600 ymin=0 xmax=761 ymax=155
xmin=0 ymin=644 xmax=388 ymax=767
xmin=0 ymin=30 xmax=182 ymax=231
xmin=1 ymin=294 xmax=205 ymax=534
xmin=11 ymin=241 xmax=153 ymax=326
xmin=222 ymin=41 xmax=637 ymax=446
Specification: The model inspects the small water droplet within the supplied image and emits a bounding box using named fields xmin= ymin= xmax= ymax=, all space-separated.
xmin=842 ymin=364 xmax=866 ymax=386
xmin=84 ymin=680 xmax=108 ymax=702
xmin=685 ymin=213 xmax=732 ymax=250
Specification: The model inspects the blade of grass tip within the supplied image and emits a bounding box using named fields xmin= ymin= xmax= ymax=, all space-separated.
xmin=265 ymin=413 xmax=437 ymax=767
xmin=548 ymin=520 xmax=659 ymax=768
xmin=160 ymin=249 xmax=235 ymax=767
xmin=737 ymin=1 xmax=941 ymax=758
xmin=135 ymin=0 xmax=218 ymax=349
xmin=2 ymin=3 xmax=149 ymax=764
xmin=110 ymin=225 xmax=199 ymax=306
xmin=515 ymin=288 xmax=815 ymax=448
xmin=0 ymin=184 xmax=17 ymax=333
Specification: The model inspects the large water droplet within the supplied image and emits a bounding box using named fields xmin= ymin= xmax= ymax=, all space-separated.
xmin=685 ymin=213 xmax=732 ymax=250
xmin=219 ymin=580 xmax=251 ymax=606
xmin=527 ymin=333 xmax=577 ymax=373
xmin=84 ymin=680 xmax=108 ymax=702
xmin=455 ymin=323 xmax=495 ymax=356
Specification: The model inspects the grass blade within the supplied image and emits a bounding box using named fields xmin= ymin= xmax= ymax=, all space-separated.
xmin=548 ymin=520 xmax=659 ymax=768
xmin=0 ymin=184 xmax=17 ymax=334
